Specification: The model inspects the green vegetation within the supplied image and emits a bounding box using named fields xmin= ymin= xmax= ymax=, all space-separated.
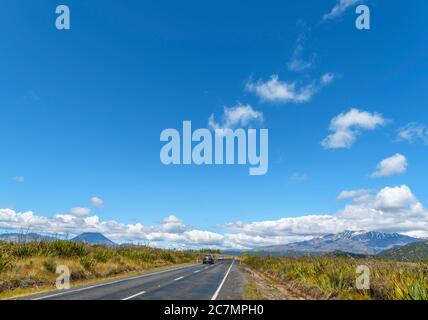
xmin=0 ymin=240 xmax=201 ymax=297
xmin=242 ymin=255 xmax=428 ymax=300
xmin=378 ymin=242 xmax=428 ymax=262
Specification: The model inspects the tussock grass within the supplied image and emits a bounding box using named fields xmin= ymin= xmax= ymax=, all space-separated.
xmin=242 ymin=255 xmax=428 ymax=300
xmin=0 ymin=240 xmax=201 ymax=297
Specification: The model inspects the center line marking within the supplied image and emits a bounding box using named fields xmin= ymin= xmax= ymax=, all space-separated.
xmin=122 ymin=291 xmax=146 ymax=301
xmin=174 ymin=276 xmax=185 ymax=281
xmin=31 ymin=263 xmax=198 ymax=300
xmin=194 ymin=270 xmax=202 ymax=273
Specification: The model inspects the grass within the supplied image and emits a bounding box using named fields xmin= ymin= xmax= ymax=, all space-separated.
xmin=243 ymin=282 xmax=264 ymax=300
xmin=241 ymin=255 xmax=428 ymax=300
xmin=0 ymin=240 xmax=203 ymax=299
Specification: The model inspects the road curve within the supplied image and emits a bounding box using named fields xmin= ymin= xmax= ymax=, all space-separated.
xmin=22 ymin=259 xmax=235 ymax=300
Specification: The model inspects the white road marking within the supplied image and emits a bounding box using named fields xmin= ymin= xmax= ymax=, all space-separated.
xmin=194 ymin=269 xmax=202 ymax=273
xmin=211 ymin=260 xmax=235 ymax=301
xmin=122 ymin=291 xmax=146 ymax=301
xmin=174 ymin=276 xmax=185 ymax=281
xmin=31 ymin=264 xmax=198 ymax=300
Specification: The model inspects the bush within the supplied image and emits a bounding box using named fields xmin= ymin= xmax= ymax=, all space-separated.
xmin=42 ymin=258 xmax=56 ymax=273
xmin=79 ymin=256 xmax=97 ymax=271
xmin=0 ymin=251 xmax=14 ymax=274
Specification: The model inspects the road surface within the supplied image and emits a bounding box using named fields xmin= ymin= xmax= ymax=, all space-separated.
xmin=23 ymin=259 xmax=237 ymax=300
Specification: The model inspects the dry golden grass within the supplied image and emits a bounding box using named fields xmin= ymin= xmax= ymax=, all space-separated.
xmin=0 ymin=240 xmax=202 ymax=299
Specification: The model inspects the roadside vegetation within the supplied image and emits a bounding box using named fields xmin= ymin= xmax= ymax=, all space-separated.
xmin=241 ymin=255 xmax=428 ymax=300
xmin=0 ymin=240 xmax=201 ymax=298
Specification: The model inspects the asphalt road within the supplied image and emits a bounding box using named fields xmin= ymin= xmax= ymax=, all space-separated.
xmin=24 ymin=259 xmax=236 ymax=300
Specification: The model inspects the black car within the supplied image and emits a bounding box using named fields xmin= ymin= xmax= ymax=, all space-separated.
xmin=202 ymin=254 xmax=215 ymax=264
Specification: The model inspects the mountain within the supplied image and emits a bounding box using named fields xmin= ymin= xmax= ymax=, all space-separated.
xmin=71 ymin=232 xmax=116 ymax=246
xmin=0 ymin=233 xmax=56 ymax=243
xmin=377 ymin=241 xmax=428 ymax=261
xmin=251 ymin=231 xmax=424 ymax=255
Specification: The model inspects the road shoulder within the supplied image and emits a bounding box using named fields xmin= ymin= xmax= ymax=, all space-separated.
xmin=215 ymin=261 xmax=245 ymax=300
xmin=218 ymin=261 xmax=312 ymax=300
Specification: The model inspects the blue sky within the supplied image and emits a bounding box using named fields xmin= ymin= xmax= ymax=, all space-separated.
xmin=1 ymin=1 xmax=428 ymax=248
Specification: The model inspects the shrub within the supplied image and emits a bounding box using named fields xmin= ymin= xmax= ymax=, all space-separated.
xmin=79 ymin=256 xmax=96 ymax=271
xmin=42 ymin=258 xmax=56 ymax=274
xmin=242 ymin=255 xmax=428 ymax=300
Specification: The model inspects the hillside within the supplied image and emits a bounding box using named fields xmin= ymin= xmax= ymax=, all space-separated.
xmin=378 ymin=241 xmax=428 ymax=262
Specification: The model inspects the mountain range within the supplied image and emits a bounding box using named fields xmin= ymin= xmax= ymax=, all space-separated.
xmin=0 ymin=232 xmax=116 ymax=246
xmin=0 ymin=233 xmax=56 ymax=242
xmin=1 ymin=230 xmax=425 ymax=255
xmin=250 ymin=231 xmax=424 ymax=255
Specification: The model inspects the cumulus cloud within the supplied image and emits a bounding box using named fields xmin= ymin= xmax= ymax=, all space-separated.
xmin=225 ymin=185 xmax=428 ymax=243
xmin=321 ymin=73 xmax=335 ymax=85
xmin=90 ymin=197 xmax=104 ymax=208
xmin=371 ymin=154 xmax=408 ymax=178
xmin=321 ymin=108 xmax=387 ymax=149
xmin=157 ymin=215 xmax=187 ymax=234
xmin=397 ymin=123 xmax=428 ymax=144
xmin=0 ymin=208 xmax=228 ymax=249
xmin=323 ymin=0 xmax=362 ymax=21
xmin=246 ymin=73 xmax=334 ymax=104
xmin=69 ymin=207 xmax=91 ymax=217
xmin=337 ymin=189 xmax=373 ymax=203
xmin=208 ymin=104 xmax=263 ymax=132
xmin=223 ymin=215 xmax=351 ymax=238
xmin=337 ymin=185 xmax=427 ymax=235
xmin=1 ymin=185 xmax=428 ymax=249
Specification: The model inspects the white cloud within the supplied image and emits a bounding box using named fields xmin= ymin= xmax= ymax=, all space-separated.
xmin=90 ymin=197 xmax=104 ymax=208
xmin=225 ymin=185 xmax=428 ymax=243
xmin=223 ymin=215 xmax=351 ymax=238
xmin=337 ymin=185 xmax=427 ymax=235
xmin=12 ymin=176 xmax=25 ymax=183
xmin=321 ymin=73 xmax=335 ymax=85
xmin=323 ymin=0 xmax=362 ymax=21
xmin=397 ymin=123 xmax=428 ymax=144
xmin=246 ymin=74 xmax=334 ymax=104
xmin=321 ymin=108 xmax=387 ymax=149
xmin=374 ymin=185 xmax=419 ymax=212
xmin=208 ymin=104 xmax=263 ymax=132
xmin=371 ymin=154 xmax=408 ymax=178
xmin=157 ymin=215 xmax=187 ymax=234
xmin=1 ymin=185 xmax=428 ymax=249
xmin=69 ymin=207 xmax=91 ymax=217
xmin=337 ymin=189 xmax=373 ymax=203
xmin=0 ymin=208 xmax=230 ymax=249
